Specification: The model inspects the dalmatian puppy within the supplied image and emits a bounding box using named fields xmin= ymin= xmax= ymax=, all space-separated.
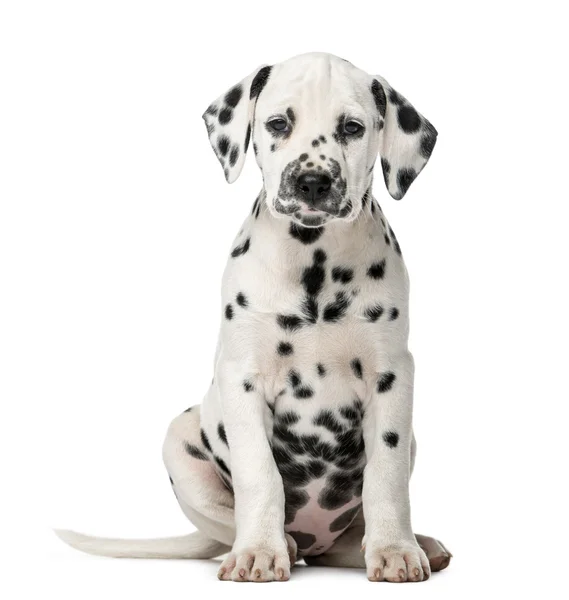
xmin=56 ymin=52 xmax=451 ymax=583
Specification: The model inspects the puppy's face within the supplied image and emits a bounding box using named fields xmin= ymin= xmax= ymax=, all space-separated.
xmin=251 ymin=57 xmax=381 ymax=227
xmin=203 ymin=53 xmax=437 ymax=227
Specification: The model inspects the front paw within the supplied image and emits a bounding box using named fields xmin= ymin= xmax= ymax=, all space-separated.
xmin=218 ymin=538 xmax=292 ymax=582
xmin=365 ymin=540 xmax=431 ymax=582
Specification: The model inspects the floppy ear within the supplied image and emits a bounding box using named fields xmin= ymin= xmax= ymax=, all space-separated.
xmin=371 ymin=76 xmax=438 ymax=200
xmin=202 ymin=65 xmax=272 ymax=183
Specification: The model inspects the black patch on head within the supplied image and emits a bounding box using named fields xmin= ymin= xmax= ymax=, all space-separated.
xmin=224 ymin=304 xmax=233 ymax=320
xmin=284 ymin=487 xmax=309 ymax=524
xmin=320 ymin=154 xmax=326 ymax=160
xmin=229 ymin=145 xmax=239 ymax=167
xmin=289 ymin=531 xmax=316 ymax=551
xmin=231 ymin=237 xmax=250 ymax=257
xmin=288 ymin=369 xmax=301 ymax=388
xmin=277 ymin=314 xmax=303 ymax=332
xmin=383 ymin=431 xmax=399 ymax=448
xmin=236 ymin=292 xmax=248 ymax=308
xmin=218 ymin=107 xmax=233 ymax=125
xmin=371 ymin=79 xmax=387 ymax=118
xmin=217 ymin=423 xmax=228 ymax=446
xmin=244 ymin=123 xmax=251 ymax=153
xmin=389 ymin=307 xmax=399 ymax=320
xmin=286 ymin=107 xmax=296 ymax=125
xmin=250 ymin=65 xmax=272 ymax=99
xmin=332 ymin=267 xmax=353 ymax=284
xmin=277 ymin=341 xmax=294 ymax=356
xmin=329 ymin=504 xmax=361 ymax=532
xmin=225 ymin=85 xmax=243 ymax=108
xmin=333 ymin=113 xmax=348 ymax=145
xmin=200 ymin=429 xmax=212 ymax=452
xmin=299 ymin=153 xmax=308 ymax=161
xmin=289 ymin=222 xmax=325 ymax=245
xmin=306 ymin=161 xmax=314 ymax=168
xmin=312 ymin=139 xmax=320 ymax=147
xmin=323 ymin=291 xmax=350 ymax=322
xmin=367 ymin=259 xmax=386 ymax=280
xmin=270 ymin=143 xmax=276 ymax=152
xmin=319 ymin=135 xmax=326 ymax=143
xmin=184 ymin=443 xmax=207 ymax=461
xmin=351 ymin=358 xmax=363 ymax=379
xmin=397 ymin=167 xmax=417 ymax=197
xmin=365 ymin=304 xmax=384 ymax=322
xmin=377 ymin=372 xmax=396 ymax=393
xmin=317 ymin=363 xmax=326 ymax=377
xmin=398 ymin=105 xmax=421 ymax=133
xmin=217 ymin=135 xmax=230 ymax=156
xmin=243 ymin=379 xmax=254 ymax=392
xmin=214 ymin=455 xmax=231 ymax=476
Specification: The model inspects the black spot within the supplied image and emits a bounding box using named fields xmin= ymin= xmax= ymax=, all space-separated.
xmin=333 ymin=113 xmax=348 ymax=145
xmin=217 ymin=423 xmax=228 ymax=446
xmin=301 ymin=296 xmax=319 ymax=323
xmin=384 ymin=233 xmax=391 ymax=245
xmin=306 ymin=460 xmax=326 ymax=479
xmin=280 ymin=461 xmax=311 ymax=486
xmin=377 ymin=372 xmax=396 ymax=393
xmin=270 ymin=143 xmax=276 ymax=152
xmin=301 ymin=262 xmax=326 ymax=297
xmin=389 ymin=89 xmax=404 ymax=105
xmin=217 ymin=135 xmax=230 ymax=156
xmin=243 ymin=379 xmax=254 ymax=392
xmin=397 ymin=105 xmax=421 ymax=133
xmin=364 ymin=304 xmax=384 ymax=322
xmin=289 ymin=222 xmax=324 ymax=245
xmin=397 ymin=168 xmax=417 ymax=197
xmin=314 ymin=410 xmax=344 ymax=435
xmin=236 ymin=292 xmax=248 ymax=308
xmin=389 ymin=307 xmax=399 ymax=320
xmin=229 ymin=145 xmax=239 ymax=167
xmin=351 ymin=358 xmax=363 ymax=379
xmin=251 ymin=196 xmax=259 ymax=215
xmin=200 ymin=429 xmax=212 ymax=452
xmin=250 ymin=65 xmax=272 ymax=99
xmin=308 ymin=439 xmax=337 ymax=462
xmin=367 ymin=259 xmax=386 ymax=280
xmin=184 ymin=406 xmax=193 ymax=413
xmin=306 ymin=162 xmax=314 ymax=168
xmin=317 ymin=363 xmax=326 ymax=377
xmin=294 ymin=385 xmax=314 ymax=399
xmin=299 ymin=153 xmax=309 ymax=161
xmin=218 ymin=107 xmax=233 ymax=125
xmin=319 ymin=135 xmax=326 ymax=143
xmin=277 ymin=314 xmax=303 ymax=331
xmin=371 ymin=79 xmax=387 ymax=118
xmin=289 ymin=531 xmax=316 ymax=550
xmin=273 ymin=445 xmax=293 ymax=464
xmin=244 ymin=123 xmax=251 ymax=153
xmin=339 ymin=405 xmax=361 ymax=423
xmin=312 ymin=139 xmax=320 ymax=147
xmin=320 ymin=154 xmax=326 ymax=160
xmin=224 ymin=85 xmax=243 ymax=108
xmin=329 ymin=504 xmax=361 ymax=532
xmin=184 ymin=443 xmax=207 ymax=461
xmin=214 ymin=455 xmax=231 ymax=476
xmin=383 ymin=431 xmax=399 ymax=448
xmin=288 ymin=369 xmax=301 ymax=388
xmin=318 ymin=472 xmax=354 ymax=509
xmin=381 ymin=157 xmax=391 ymax=188
xmin=286 ymin=107 xmax=296 ymax=125
xmin=278 ymin=410 xmax=301 ymax=426
xmin=169 ymin=475 xmax=174 ymax=485
xmin=253 ymin=142 xmax=258 ymax=155
xmin=231 ymin=237 xmax=250 ymax=257
xmin=389 ymin=226 xmax=402 ymax=255
xmin=277 ymin=341 xmax=294 ymax=356
xmin=224 ymin=304 xmax=233 ymax=320
xmin=421 ymin=125 xmax=437 ymax=159
xmin=323 ymin=291 xmax=350 ymax=322
xmin=284 ymin=488 xmax=309 ymax=524
xmin=332 ymin=267 xmax=354 ymax=284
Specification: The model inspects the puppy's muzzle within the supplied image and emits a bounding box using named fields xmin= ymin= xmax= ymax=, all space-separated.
xmin=296 ymin=172 xmax=332 ymax=210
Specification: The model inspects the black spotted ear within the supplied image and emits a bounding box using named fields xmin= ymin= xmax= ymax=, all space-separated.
xmin=202 ymin=65 xmax=272 ymax=183
xmin=371 ymin=76 xmax=437 ymax=200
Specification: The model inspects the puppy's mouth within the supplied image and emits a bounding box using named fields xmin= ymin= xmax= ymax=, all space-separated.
xmin=273 ymin=196 xmax=353 ymax=227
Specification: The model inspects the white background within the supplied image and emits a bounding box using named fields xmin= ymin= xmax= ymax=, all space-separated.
xmin=1 ymin=1 xmax=568 ymax=598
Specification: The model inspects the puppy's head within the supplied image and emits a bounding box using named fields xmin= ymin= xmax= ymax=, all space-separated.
xmin=203 ymin=53 xmax=437 ymax=228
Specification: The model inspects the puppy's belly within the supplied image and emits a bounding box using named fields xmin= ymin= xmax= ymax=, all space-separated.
xmin=271 ymin=382 xmax=366 ymax=557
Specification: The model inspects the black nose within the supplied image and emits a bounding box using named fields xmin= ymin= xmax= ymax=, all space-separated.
xmin=297 ymin=172 xmax=332 ymax=205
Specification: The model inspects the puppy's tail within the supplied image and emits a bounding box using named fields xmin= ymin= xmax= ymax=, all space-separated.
xmin=54 ymin=528 xmax=229 ymax=559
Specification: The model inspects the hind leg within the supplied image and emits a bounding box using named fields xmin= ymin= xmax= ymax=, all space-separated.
xmin=162 ymin=405 xmax=297 ymax=579
xmin=304 ymin=511 xmax=451 ymax=573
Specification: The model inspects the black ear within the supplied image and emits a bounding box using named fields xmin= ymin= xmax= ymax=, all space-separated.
xmin=371 ymin=76 xmax=437 ymax=200
xmin=202 ymin=65 xmax=272 ymax=183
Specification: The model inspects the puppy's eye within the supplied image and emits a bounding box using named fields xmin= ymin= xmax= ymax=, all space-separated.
xmin=268 ymin=118 xmax=289 ymax=132
xmin=344 ymin=120 xmax=364 ymax=135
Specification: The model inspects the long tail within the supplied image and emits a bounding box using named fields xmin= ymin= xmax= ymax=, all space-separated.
xmin=54 ymin=529 xmax=229 ymax=559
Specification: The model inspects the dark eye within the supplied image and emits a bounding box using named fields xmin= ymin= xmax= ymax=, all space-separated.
xmin=344 ymin=120 xmax=364 ymax=135
xmin=268 ymin=118 xmax=289 ymax=132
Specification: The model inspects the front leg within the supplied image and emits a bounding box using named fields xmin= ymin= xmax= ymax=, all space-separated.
xmin=362 ymin=351 xmax=430 ymax=582
xmin=216 ymin=359 xmax=291 ymax=582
